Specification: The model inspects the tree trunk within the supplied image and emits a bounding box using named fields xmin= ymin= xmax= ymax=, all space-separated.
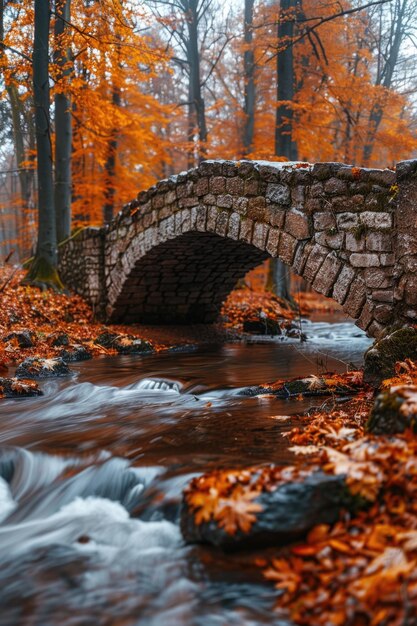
xmin=275 ymin=0 xmax=298 ymax=161
xmin=186 ymin=0 xmax=207 ymax=161
xmin=243 ymin=0 xmax=255 ymax=156
xmin=54 ymin=0 xmax=72 ymax=242
xmin=103 ymin=80 xmax=121 ymax=224
xmin=270 ymin=0 xmax=299 ymax=300
xmin=25 ymin=0 xmax=63 ymax=288
xmin=362 ymin=0 xmax=407 ymax=165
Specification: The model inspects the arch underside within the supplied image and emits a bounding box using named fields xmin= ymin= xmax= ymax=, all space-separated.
xmin=108 ymin=232 xmax=268 ymax=324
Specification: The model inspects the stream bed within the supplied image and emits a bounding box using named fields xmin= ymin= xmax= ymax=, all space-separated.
xmin=0 ymin=317 xmax=372 ymax=626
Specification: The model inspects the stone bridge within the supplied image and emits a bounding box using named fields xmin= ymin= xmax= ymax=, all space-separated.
xmin=58 ymin=159 xmax=417 ymax=338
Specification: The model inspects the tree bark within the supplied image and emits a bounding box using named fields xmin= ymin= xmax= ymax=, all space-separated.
xmin=186 ymin=0 xmax=207 ymax=161
xmin=243 ymin=0 xmax=255 ymax=156
xmin=275 ymin=0 xmax=298 ymax=161
xmin=103 ymin=38 xmax=121 ymax=224
xmin=54 ymin=0 xmax=72 ymax=242
xmin=362 ymin=0 xmax=407 ymax=165
xmin=25 ymin=0 xmax=63 ymax=288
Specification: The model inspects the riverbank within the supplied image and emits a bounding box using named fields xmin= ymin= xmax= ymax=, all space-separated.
xmin=0 ymin=267 xmax=338 ymax=369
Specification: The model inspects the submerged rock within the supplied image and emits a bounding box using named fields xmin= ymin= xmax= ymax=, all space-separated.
xmin=15 ymin=357 xmax=72 ymax=379
xmin=95 ymin=332 xmax=152 ymax=355
xmin=59 ymin=344 xmax=92 ymax=362
xmin=0 ymin=377 xmax=42 ymax=398
xmin=367 ymin=385 xmax=417 ymax=434
xmin=241 ymin=371 xmax=364 ymax=398
xmin=181 ymin=467 xmax=358 ymax=550
xmin=364 ymin=327 xmax=417 ymax=387
xmin=2 ymin=330 xmax=35 ymax=349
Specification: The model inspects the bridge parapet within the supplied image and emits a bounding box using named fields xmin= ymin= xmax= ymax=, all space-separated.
xmin=58 ymin=159 xmax=416 ymax=338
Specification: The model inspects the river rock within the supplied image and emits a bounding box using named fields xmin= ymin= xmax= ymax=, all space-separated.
xmin=241 ymin=371 xmax=363 ymax=398
xmin=2 ymin=330 xmax=35 ymax=349
xmin=242 ymin=318 xmax=282 ymax=335
xmin=181 ymin=468 xmax=356 ymax=550
xmin=48 ymin=332 xmax=70 ymax=346
xmin=95 ymin=332 xmax=152 ymax=355
xmin=367 ymin=385 xmax=417 ymax=434
xmin=15 ymin=357 xmax=72 ymax=379
xmin=364 ymin=327 xmax=417 ymax=387
xmin=0 ymin=377 xmax=42 ymax=398
xmin=59 ymin=344 xmax=92 ymax=362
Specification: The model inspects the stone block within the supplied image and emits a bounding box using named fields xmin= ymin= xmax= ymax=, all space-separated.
xmin=244 ymin=178 xmax=259 ymax=196
xmin=356 ymin=300 xmax=374 ymax=330
xmin=313 ymin=212 xmax=336 ymax=230
xmin=266 ymin=228 xmax=280 ymax=256
xmin=336 ymin=213 xmax=359 ymax=229
xmin=332 ymin=265 xmax=356 ymax=304
xmin=312 ymin=253 xmax=342 ymax=296
xmin=265 ymin=206 xmax=285 ymax=228
xmin=247 ymin=196 xmax=266 ymax=221
xmin=277 ymin=232 xmax=298 ymax=265
xmin=366 ymin=232 xmax=393 ymax=252
xmin=360 ymin=212 xmax=392 ymax=229
xmin=209 ymin=176 xmax=226 ymax=194
xmin=233 ymin=197 xmax=248 ymax=215
xmin=364 ymin=268 xmax=393 ymax=289
xmin=226 ymin=177 xmax=244 ymax=195
xmin=217 ymin=194 xmax=233 ymax=209
xmin=266 ymin=183 xmax=291 ymax=205
xmin=324 ymin=177 xmax=348 ymax=195
xmin=350 ymin=253 xmax=380 ymax=267
xmin=372 ymin=290 xmax=394 ymax=303
xmin=253 ymin=223 xmax=269 ymax=250
xmin=240 ymin=218 xmax=253 ymax=243
xmin=285 ymin=209 xmax=311 ymax=239
xmin=302 ymin=244 xmax=328 ymax=284
xmin=227 ymin=212 xmax=240 ymax=240
xmin=345 ymin=232 xmax=365 ymax=252
xmin=215 ymin=210 xmax=229 ymax=237
xmin=195 ymin=178 xmax=209 ymax=197
xmin=343 ymin=277 xmax=366 ymax=318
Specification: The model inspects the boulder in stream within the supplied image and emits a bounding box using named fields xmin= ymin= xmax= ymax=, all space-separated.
xmin=240 ymin=371 xmax=364 ymax=399
xmin=15 ymin=356 xmax=72 ymax=379
xmin=367 ymin=385 xmax=417 ymax=434
xmin=2 ymin=330 xmax=36 ymax=349
xmin=0 ymin=377 xmax=42 ymax=398
xmin=364 ymin=327 xmax=417 ymax=387
xmin=95 ymin=332 xmax=153 ymax=355
xmin=181 ymin=465 xmax=361 ymax=550
xmin=59 ymin=344 xmax=92 ymax=362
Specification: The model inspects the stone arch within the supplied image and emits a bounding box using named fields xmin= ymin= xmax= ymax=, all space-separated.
xmin=59 ymin=158 xmax=405 ymax=338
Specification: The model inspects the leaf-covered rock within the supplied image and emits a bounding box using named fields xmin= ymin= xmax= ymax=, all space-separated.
xmin=367 ymin=385 xmax=417 ymax=434
xmin=0 ymin=377 xmax=42 ymax=398
xmin=241 ymin=371 xmax=364 ymax=398
xmin=2 ymin=330 xmax=36 ymax=349
xmin=181 ymin=466 xmax=360 ymax=550
xmin=59 ymin=344 xmax=92 ymax=362
xmin=95 ymin=332 xmax=152 ymax=354
xmin=364 ymin=327 xmax=417 ymax=387
xmin=15 ymin=357 xmax=72 ymax=379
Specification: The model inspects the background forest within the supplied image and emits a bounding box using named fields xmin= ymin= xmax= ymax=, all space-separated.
xmin=0 ymin=0 xmax=416 ymax=263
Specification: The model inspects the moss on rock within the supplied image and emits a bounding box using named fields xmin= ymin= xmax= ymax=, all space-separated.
xmin=364 ymin=327 xmax=417 ymax=388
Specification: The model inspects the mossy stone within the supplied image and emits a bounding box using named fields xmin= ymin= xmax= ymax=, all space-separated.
xmin=367 ymin=388 xmax=417 ymax=435
xmin=364 ymin=327 xmax=417 ymax=388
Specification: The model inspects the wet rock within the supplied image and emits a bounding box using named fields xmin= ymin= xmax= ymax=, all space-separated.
xmin=242 ymin=319 xmax=282 ymax=335
xmin=364 ymin=327 xmax=417 ymax=387
xmin=15 ymin=357 xmax=72 ymax=379
xmin=2 ymin=330 xmax=35 ymax=349
xmin=367 ymin=385 xmax=417 ymax=434
xmin=95 ymin=332 xmax=152 ymax=354
xmin=0 ymin=377 xmax=42 ymax=398
xmin=48 ymin=332 xmax=70 ymax=347
xmin=181 ymin=469 xmax=356 ymax=550
xmin=241 ymin=372 xmax=363 ymax=398
xmin=59 ymin=344 xmax=92 ymax=362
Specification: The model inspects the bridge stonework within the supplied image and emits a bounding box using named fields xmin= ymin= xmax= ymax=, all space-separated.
xmin=58 ymin=159 xmax=417 ymax=338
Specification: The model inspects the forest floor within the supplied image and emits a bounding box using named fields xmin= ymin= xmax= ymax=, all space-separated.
xmin=1 ymin=265 xmax=417 ymax=624
xmin=0 ymin=266 xmax=340 ymax=370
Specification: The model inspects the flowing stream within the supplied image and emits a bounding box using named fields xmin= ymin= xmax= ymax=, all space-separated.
xmin=0 ymin=317 xmax=371 ymax=626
